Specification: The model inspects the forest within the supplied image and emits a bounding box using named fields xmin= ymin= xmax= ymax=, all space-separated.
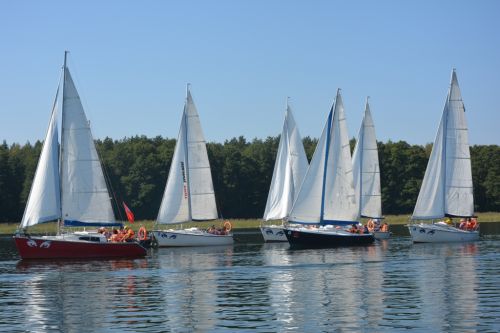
xmin=0 ymin=136 xmax=498 ymax=222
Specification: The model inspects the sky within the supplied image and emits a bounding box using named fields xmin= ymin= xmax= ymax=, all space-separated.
xmin=1 ymin=0 xmax=499 ymax=146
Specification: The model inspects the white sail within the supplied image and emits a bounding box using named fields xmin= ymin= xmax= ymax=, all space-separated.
xmin=60 ymin=68 xmax=116 ymax=224
xmin=352 ymin=99 xmax=382 ymax=218
xmin=412 ymin=69 xmax=474 ymax=219
xmin=287 ymin=110 xmax=328 ymax=223
xmin=263 ymin=104 xmax=309 ymax=220
xmin=185 ymin=90 xmax=218 ymax=220
xmin=289 ymin=89 xmax=357 ymax=224
xmin=20 ymin=90 xmax=61 ymax=228
xmin=157 ymin=110 xmax=190 ymax=223
xmin=322 ymin=91 xmax=358 ymax=222
xmin=157 ymin=88 xmax=218 ymax=224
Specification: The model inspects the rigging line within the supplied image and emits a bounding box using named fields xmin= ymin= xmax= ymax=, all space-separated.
xmin=96 ymin=141 xmax=124 ymax=221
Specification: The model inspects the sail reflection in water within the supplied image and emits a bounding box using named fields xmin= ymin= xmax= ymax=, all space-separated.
xmin=410 ymin=243 xmax=480 ymax=331
xmin=1 ymin=234 xmax=499 ymax=332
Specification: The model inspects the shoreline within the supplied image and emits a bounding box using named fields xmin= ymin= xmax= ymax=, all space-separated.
xmin=1 ymin=212 xmax=499 ymax=236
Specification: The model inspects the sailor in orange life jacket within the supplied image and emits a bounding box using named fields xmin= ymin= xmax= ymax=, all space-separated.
xmin=122 ymin=225 xmax=135 ymax=241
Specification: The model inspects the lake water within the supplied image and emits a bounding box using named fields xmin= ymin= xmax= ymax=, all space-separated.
xmin=1 ymin=224 xmax=499 ymax=332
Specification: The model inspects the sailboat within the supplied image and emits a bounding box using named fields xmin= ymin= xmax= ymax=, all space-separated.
xmin=260 ymin=101 xmax=309 ymax=242
xmin=408 ymin=69 xmax=479 ymax=242
xmin=150 ymin=86 xmax=233 ymax=247
xmin=13 ymin=52 xmax=147 ymax=259
xmin=352 ymin=99 xmax=389 ymax=240
xmin=283 ymin=89 xmax=375 ymax=247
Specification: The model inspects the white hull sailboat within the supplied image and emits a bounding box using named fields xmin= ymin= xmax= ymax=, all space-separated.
xmin=409 ymin=222 xmax=478 ymax=243
xmin=13 ymin=52 xmax=146 ymax=259
xmin=284 ymin=90 xmax=374 ymax=247
xmin=151 ymin=86 xmax=233 ymax=247
xmin=260 ymin=226 xmax=287 ymax=242
xmin=152 ymin=228 xmax=233 ymax=247
xmin=352 ymin=99 xmax=389 ymax=240
xmin=408 ymin=69 xmax=479 ymax=243
xmin=261 ymin=101 xmax=308 ymax=242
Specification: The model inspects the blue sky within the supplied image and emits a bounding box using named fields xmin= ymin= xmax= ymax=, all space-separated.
xmin=1 ymin=0 xmax=499 ymax=145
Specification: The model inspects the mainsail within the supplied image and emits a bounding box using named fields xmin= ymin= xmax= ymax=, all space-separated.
xmin=412 ymin=69 xmax=474 ymax=219
xmin=157 ymin=87 xmax=218 ymax=224
xmin=288 ymin=89 xmax=357 ymax=225
xmin=352 ymin=99 xmax=382 ymax=219
xmin=60 ymin=66 xmax=116 ymax=225
xmin=263 ymin=104 xmax=308 ymax=220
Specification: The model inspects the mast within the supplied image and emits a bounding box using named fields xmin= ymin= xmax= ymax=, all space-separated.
xmin=357 ymin=98 xmax=365 ymax=218
xmin=441 ymin=73 xmax=451 ymax=218
xmin=58 ymin=51 xmax=68 ymax=234
xmin=185 ymin=83 xmax=192 ymax=220
xmin=285 ymin=97 xmax=294 ymax=202
xmin=319 ymin=91 xmax=337 ymax=223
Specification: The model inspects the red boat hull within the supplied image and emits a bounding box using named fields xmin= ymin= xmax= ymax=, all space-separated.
xmin=13 ymin=236 xmax=147 ymax=259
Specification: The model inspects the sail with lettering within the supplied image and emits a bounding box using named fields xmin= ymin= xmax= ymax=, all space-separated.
xmin=153 ymin=86 xmax=232 ymax=246
xmin=157 ymin=88 xmax=218 ymax=224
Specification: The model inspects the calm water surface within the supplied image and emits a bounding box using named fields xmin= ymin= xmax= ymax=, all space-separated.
xmin=1 ymin=224 xmax=499 ymax=332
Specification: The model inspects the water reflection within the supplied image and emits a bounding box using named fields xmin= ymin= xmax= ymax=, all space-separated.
xmin=0 ymin=233 xmax=499 ymax=332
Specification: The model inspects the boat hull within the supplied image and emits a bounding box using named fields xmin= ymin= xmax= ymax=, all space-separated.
xmin=373 ymin=231 xmax=391 ymax=240
xmin=13 ymin=235 xmax=147 ymax=259
xmin=408 ymin=223 xmax=479 ymax=243
xmin=260 ymin=225 xmax=287 ymax=242
xmin=284 ymin=227 xmax=374 ymax=248
xmin=151 ymin=229 xmax=233 ymax=247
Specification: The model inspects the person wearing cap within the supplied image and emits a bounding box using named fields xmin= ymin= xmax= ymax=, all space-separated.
xmin=122 ymin=225 xmax=135 ymax=242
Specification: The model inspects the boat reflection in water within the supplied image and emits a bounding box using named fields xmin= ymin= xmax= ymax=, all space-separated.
xmin=410 ymin=243 xmax=479 ymax=331
xmin=2 ymin=235 xmax=498 ymax=332
xmin=14 ymin=259 xmax=150 ymax=332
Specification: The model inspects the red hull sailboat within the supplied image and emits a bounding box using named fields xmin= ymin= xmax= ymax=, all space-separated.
xmin=13 ymin=52 xmax=146 ymax=259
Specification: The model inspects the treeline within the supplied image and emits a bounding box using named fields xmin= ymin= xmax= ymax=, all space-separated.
xmin=0 ymin=137 xmax=499 ymax=222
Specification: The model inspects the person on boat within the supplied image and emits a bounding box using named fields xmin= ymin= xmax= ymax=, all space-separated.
xmin=459 ymin=218 xmax=467 ymax=230
xmin=109 ymin=228 xmax=118 ymax=242
xmin=471 ymin=218 xmax=478 ymax=231
xmin=362 ymin=224 xmax=369 ymax=234
xmin=207 ymin=225 xmax=217 ymax=235
xmin=122 ymin=225 xmax=135 ymax=242
xmin=465 ymin=218 xmax=478 ymax=231
xmin=220 ymin=224 xmax=228 ymax=235
xmin=373 ymin=219 xmax=381 ymax=231
xmin=97 ymin=227 xmax=111 ymax=240
xmin=349 ymin=224 xmax=359 ymax=234
xmin=380 ymin=223 xmax=389 ymax=232
xmin=367 ymin=219 xmax=375 ymax=232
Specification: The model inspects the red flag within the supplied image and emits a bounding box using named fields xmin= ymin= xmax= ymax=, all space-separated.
xmin=122 ymin=202 xmax=135 ymax=223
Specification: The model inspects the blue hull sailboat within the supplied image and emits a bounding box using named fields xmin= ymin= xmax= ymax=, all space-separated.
xmin=284 ymin=89 xmax=374 ymax=248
